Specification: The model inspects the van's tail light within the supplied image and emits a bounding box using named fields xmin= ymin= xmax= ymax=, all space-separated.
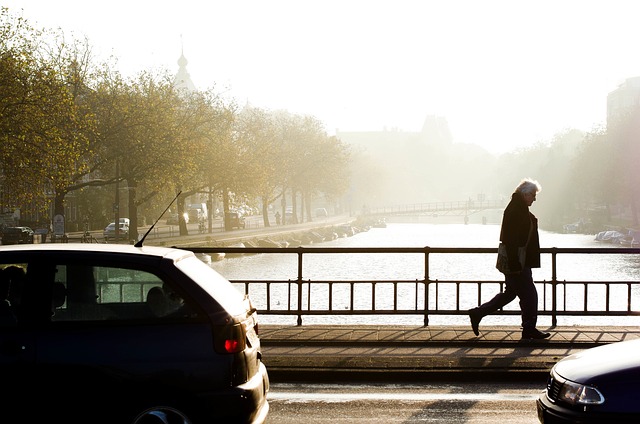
xmin=213 ymin=323 xmax=246 ymax=354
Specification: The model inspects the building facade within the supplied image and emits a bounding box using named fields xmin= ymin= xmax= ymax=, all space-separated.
xmin=607 ymin=76 xmax=640 ymax=126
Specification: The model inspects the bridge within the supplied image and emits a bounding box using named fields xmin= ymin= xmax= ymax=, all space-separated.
xmin=363 ymin=200 xmax=507 ymax=217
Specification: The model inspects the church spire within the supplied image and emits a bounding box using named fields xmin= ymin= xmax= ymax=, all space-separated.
xmin=174 ymin=35 xmax=196 ymax=92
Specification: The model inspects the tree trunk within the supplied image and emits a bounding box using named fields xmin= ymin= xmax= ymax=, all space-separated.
xmin=127 ymin=181 xmax=138 ymax=243
xmin=178 ymin=191 xmax=188 ymax=236
xmin=631 ymin=192 xmax=638 ymax=227
xmin=291 ymin=188 xmax=298 ymax=224
xmin=260 ymin=195 xmax=271 ymax=227
xmin=53 ymin=189 xmax=67 ymax=218
xmin=280 ymin=187 xmax=287 ymax=225
xmin=222 ymin=189 xmax=231 ymax=231
xmin=304 ymin=191 xmax=313 ymax=223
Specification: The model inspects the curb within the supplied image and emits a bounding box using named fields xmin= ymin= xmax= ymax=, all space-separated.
xmin=260 ymin=342 xmax=569 ymax=382
xmin=261 ymin=350 xmax=556 ymax=382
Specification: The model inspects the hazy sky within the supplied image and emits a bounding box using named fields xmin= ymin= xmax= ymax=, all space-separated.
xmin=5 ymin=0 xmax=640 ymax=154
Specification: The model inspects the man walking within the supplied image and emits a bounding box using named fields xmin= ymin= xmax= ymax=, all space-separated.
xmin=468 ymin=178 xmax=551 ymax=340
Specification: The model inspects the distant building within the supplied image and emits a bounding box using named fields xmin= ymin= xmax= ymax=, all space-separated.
xmin=420 ymin=115 xmax=453 ymax=146
xmin=335 ymin=115 xmax=480 ymax=207
xmin=607 ymin=76 xmax=640 ymax=126
xmin=336 ymin=115 xmax=453 ymax=152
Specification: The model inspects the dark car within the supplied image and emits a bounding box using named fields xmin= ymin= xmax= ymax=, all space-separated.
xmin=0 ymin=226 xmax=34 ymax=245
xmin=0 ymin=243 xmax=269 ymax=424
xmin=225 ymin=211 xmax=246 ymax=230
xmin=537 ymin=338 xmax=640 ymax=423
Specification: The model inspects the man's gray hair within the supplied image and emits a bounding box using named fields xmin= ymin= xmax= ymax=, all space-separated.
xmin=515 ymin=178 xmax=541 ymax=195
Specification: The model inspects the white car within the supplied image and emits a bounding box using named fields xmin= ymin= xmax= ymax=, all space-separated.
xmin=103 ymin=222 xmax=129 ymax=241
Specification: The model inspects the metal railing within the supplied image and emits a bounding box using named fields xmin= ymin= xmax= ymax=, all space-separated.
xmin=366 ymin=200 xmax=506 ymax=216
xmin=186 ymin=246 xmax=640 ymax=326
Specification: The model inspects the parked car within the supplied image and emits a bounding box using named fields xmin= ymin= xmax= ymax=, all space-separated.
xmin=188 ymin=208 xmax=205 ymax=222
xmin=284 ymin=207 xmax=294 ymax=224
xmin=0 ymin=243 xmax=269 ymax=424
xmin=166 ymin=213 xmax=179 ymax=225
xmin=537 ymin=338 xmax=640 ymax=423
xmin=103 ymin=222 xmax=129 ymax=241
xmin=0 ymin=226 xmax=34 ymax=245
xmin=187 ymin=203 xmax=208 ymax=219
xmin=315 ymin=207 xmax=328 ymax=218
xmin=166 ymin=212 xmax=189 ymax=225
xmin=225 ymin=211 xmax=246 ymax=230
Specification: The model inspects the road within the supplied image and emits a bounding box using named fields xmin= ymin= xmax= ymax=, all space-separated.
xmin=77 ymin=213 xmax=349 ymax=245
xmin=79 ymin=214 xmax=266 ymax=243
xmin=267 ymin=382 xmax=543 ymax=424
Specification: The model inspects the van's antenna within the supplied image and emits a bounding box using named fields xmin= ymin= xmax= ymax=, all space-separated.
xmin=134 ymin=191 xmax=181 ymax=248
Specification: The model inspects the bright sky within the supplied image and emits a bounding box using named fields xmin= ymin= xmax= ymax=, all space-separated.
xmin=5 ymin=0 xmax=640 ymax=154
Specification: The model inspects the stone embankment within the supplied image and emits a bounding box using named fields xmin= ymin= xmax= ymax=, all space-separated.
xmin=243 ymin=217 xmax=385 ymax=248
xmin=150 ymin=214 xmax=386 ymax=251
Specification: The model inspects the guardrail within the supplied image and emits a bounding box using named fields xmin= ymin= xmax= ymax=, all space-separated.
xmin=366 ymin=200 xmax=506 ymax=216
xmin=186 ymin=246 xmax=640 ymax=326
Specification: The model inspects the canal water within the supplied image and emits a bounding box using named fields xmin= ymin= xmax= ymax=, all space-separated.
xmin=211 ymin=222 xmax=640 ymax=327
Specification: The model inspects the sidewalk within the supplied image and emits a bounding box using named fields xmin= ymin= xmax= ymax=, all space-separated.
xmin=259 ymin=325 xmax=640 ymax=382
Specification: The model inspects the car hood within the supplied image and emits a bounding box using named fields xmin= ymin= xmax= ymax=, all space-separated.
xmin=554 ymin=338 xmax=640 ymax=384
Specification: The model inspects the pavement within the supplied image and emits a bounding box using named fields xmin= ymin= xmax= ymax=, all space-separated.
xmin=259 ymin=324 xmax=640 ymax=382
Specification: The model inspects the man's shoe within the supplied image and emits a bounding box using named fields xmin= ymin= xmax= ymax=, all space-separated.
xmin=468 ymin=308 xmax=482 ymax=336
xmin=521 ymin=329 xmax=551 ymax=340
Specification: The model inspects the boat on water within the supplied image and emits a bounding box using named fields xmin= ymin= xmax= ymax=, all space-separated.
xmin=196 ymin=252 xmax=226 ymax=264
xmin=595 ymin=229 xmax=640 ymax=246
xmin=563 ymin=218 xmax=591 ymax=234
xmin=196 ymin=253 xmax=212 ymax=264
xmin=211 ymin=252 xmax=226 ymax=261
xmin=372 ymin=218 xmax=387 ymax=228
xmin=620 ymin=229 xmax=640 ymax=247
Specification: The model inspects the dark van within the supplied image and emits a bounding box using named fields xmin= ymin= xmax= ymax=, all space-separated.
xmin=1 ymin=226 xmax=34 ymax=245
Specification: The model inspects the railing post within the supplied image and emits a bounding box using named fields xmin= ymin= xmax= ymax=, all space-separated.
xmin=423 ymin=246 xmax=430 ymax=326
xmin=551 ymin=247 xmax=558 ymax=327
xmin=297 ymin=247 xmax=304 ymax=326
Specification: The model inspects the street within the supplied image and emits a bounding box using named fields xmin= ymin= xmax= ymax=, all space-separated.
xmin=79 ymin=214 xmax=265 ymax=243
xmin=81 ymin=212 xmax=338 ymax=244
xmin=267 ymin=381 xmax=543 ymax=423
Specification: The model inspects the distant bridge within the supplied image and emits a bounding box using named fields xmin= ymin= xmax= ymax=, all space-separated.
xmin=363 ymin=200 xmax=507 ymax=217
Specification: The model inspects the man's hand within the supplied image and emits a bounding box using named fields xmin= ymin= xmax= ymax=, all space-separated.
xmin=508 ymin=260 xmax=522 ymax=273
